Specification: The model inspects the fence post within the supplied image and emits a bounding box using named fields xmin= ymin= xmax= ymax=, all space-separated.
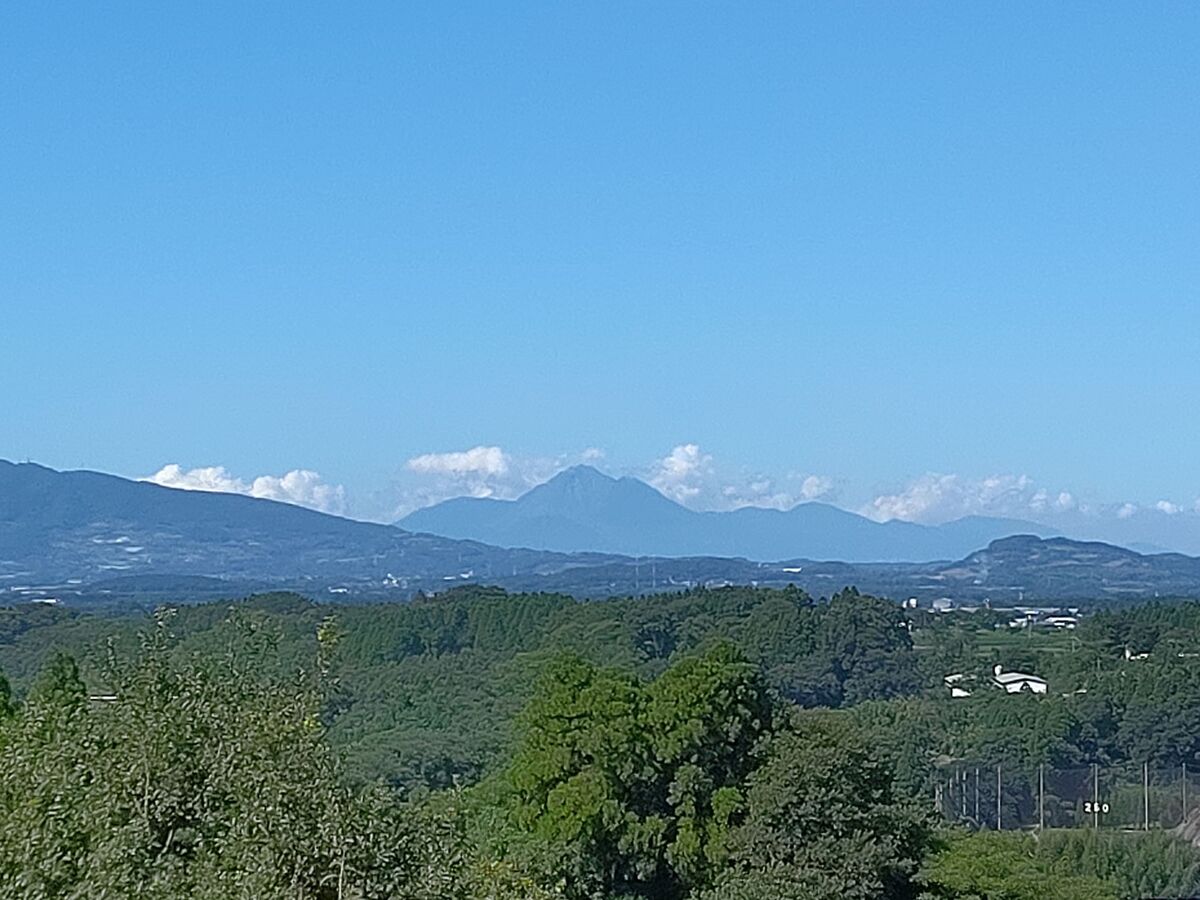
xmin=961 ymin=768 xmax=967 ymax=819
xmin=1092 ymin=763 xmax=1100 ymax=829
xmin=1184 ymin=763 xmax=1189 ymax=827
xmin=1038 ymin=763 xmax=1045 ymax=832
xmin=1144 ymin=761 xmax=1150 ymax=831
xmin=974 ymin=767 xmax=980 ymax=825
xmin=996 ymin=763 xmax=1002 ymax=830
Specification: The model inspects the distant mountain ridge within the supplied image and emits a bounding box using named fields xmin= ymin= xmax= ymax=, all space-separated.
xmin=0 ymin=460 xmax=616 ymax=601
xmin=400 ymin=465 xmax=1059 ymax=562
xmin=5 ymin=460 xmax=1200 ymax=606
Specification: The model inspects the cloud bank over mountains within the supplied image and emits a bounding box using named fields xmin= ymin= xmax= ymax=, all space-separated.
xmin=391 ymin=446 xmax=606 ymax=519
xmin=144 ymin=465 xmax=347 ymax=516
xmin=863 ymin=473 xmax=1076 ymax=525
xmin=139 ymin=445 xmax=1200 ymax=554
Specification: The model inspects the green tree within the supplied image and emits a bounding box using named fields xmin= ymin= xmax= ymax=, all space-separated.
xmin=0 ymin=614 xmax=430 ymax=899
xmin=505 ymin=643 xmax=772 ymax=899
xmin=920 ymin=832 xmax=1119 ymax=900
xmin=701 ymin=714 xmax=932 ymax=900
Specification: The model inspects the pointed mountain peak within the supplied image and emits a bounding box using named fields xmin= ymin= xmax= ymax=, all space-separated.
xmin=517 ymin=465 xmax=684 ymax=516
xmin=544 ymin=464 xmax=618 ymax=487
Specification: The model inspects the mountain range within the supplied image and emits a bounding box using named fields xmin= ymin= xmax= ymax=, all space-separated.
xmin=400 ymin=465 xmax=1060 ymax=562
xmin=5 ymin=459 xmax=1200 ymax=605
xmin=0 ymin=459 xmax=609 ymax=602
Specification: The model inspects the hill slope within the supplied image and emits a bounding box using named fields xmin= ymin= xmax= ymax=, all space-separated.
xmin=400 ymin=465 xmax=1058 ymax=561
xmin=4 ymin=462 xmax=1200 ymax=606
xmin=0 ymin=460 xmax=618 ymax=601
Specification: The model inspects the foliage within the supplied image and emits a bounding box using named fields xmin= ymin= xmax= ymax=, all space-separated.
xmin=0 ymin=613 xmax=426 ymax=898
xmin=921 ymin=829 xmax=1200 ymax=900
xmin=503 ymin=643 xmax=772 ymax=899
xmin=921 ymin=832 xmax=1118 ymax=900
xmin=2 ymin=589 xmax=1200 ymax=898
xmin=704 ymin=714 xmax=932 ymax=900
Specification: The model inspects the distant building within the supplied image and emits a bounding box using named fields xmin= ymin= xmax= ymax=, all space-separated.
xmin=943 ymin=673 xmax=973 ymax=698
xmin=991 ymin=664 xmax=1047 ymax=695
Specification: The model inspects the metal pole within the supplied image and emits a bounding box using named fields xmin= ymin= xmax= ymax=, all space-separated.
xmin=996 ymin=763 xmax=1002 ymax=830
xmin=1184 ymin=763 xmax=1189 ymax=826
xmin=1039 ymin=763 xmax=1045 ymax=831
xmin=1093 ymin=763 xmax=1099 ymax=829
xmin=975 ymin=767 xmax=980 ymax=825
xmin=1144 ymin=761 xmax=1150 ymax=830
xmin=961 ymin=769 xmax=967 ymax=818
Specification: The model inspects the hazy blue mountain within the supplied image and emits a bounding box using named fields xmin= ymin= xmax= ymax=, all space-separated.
xmin=400 ymin=465 xmax=1059 ymax=562
xmin=0 ymin=460 xmax=621 ymax=602
xmin=931 ymin=534 xmax=1200 ymax=601
xmin=6 ymin=461 xmax=1200 ymax=607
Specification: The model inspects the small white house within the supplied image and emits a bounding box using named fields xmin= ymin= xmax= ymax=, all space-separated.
xmin=943 ymin=673 xmax=973 ymax=698
xmin=991 ymin=664 xmax=1048 ymax=695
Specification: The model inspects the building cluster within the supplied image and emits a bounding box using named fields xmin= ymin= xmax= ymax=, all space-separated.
xmin=942 ymin=664 xmax=1049 ymax=699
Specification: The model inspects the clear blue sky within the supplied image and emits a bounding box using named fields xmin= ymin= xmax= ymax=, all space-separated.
xmin=2 ymin=3 xmax=1198 ymax=521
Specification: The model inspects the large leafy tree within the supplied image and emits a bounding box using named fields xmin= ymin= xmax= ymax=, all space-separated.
xmin=505 ymin=643 xmax=773 ymax=899
xmin=698 ymin=714 xmax=932 ymax=900
xmin=0 ymin=612 xmax=432 ymax=900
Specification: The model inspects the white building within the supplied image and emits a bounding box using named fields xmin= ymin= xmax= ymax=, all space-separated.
xmin=943 ymin=673 xmax=973 ymax=698
xmin=991 ymin=664 xmax=1047 ymax=695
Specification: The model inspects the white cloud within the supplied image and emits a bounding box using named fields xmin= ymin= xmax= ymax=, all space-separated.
xmin=650 ymin=444 xmax=714 ymax=503
xmin=249 ymin=470 xmax=346 ymax=514
xmin=1031 ymin=489 xmax=1077 ymax=513
xmin=406 ymin=446 xmax=510 ymax=478
xmin=144 ymin=464 xmax=346 ymax=515
xmin=865 ymin=472 xmax=1052 ymax=524
xmin=798 ymin=474 xmax=835 ymax=501
xmin=392 ymin=445 xmax=606 ymax=519
xmin=148 ymin=464 xmax=245 ymax=494
xmin=647 ymin=444 xmax=832 ymax=511
xmin=867 ymin=474 xmax=1166 ymax=526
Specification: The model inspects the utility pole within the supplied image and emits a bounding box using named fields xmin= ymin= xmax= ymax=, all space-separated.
xmin=1144 ymin=762 xmax=1150 ymax=831
xmin=1039 ymin=764 xmax=1045 ymax=832
xmin=996 ymin=764 xmax=1002 ymax=830
xmin=974 ymin=767 xmax=980 ymax=825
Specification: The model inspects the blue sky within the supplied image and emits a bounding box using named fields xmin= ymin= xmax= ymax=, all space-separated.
xmin=2 ymin=3 xmax=1199 ymax=525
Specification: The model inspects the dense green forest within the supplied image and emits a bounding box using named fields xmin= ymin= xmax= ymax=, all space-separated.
xmin=3 ymin=585 xmax=1200 ymax=897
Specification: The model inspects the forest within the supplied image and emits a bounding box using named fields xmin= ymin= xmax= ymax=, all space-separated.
xmin=3 ymin=585 xmax=1200 ymax=898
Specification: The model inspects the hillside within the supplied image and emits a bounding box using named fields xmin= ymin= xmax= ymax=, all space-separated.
xmin=0 ymin=460 xmax=620 ymax=602
xmin=5 ymin=461 xmax=1200 ymax=606
xmin=400 ymin=465 xmax=1059 ymax=562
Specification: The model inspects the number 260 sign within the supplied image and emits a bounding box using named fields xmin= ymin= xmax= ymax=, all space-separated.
xmin=1083 ymin=801 xmax=1110 ymax=814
